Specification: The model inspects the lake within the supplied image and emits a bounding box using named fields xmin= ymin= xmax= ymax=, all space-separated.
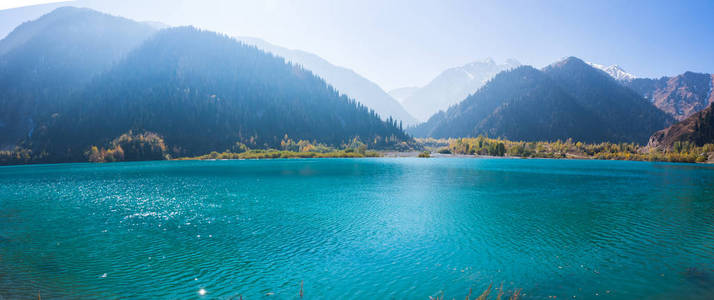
xmin=1 ymin=158 xmax=713 ymax=299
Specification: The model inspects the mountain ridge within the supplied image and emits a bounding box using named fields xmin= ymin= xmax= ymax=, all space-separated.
xmin=626 ymin=72 xmax=714 ymax=121
xmin=586 ymin=61 xmax=714 ymax=122
xmin=400 ymin=58 xmax=520 ymax=121
xmin=32 ymin=26 xmax=411 ymax=160
xmin=542 ymin=57 xmax=673 ymax=143
xmin=586 ymin=61 xmax=636 ymax=82
xmin=0 ymin=8 xmax=411 ymax=162
xmin=410 ymin=57 xmax=673 ymax=144
xmin=409 ymin=65 xmax=606 ymax=142
xmin=235 ymin=36 xmax=418 ymax=125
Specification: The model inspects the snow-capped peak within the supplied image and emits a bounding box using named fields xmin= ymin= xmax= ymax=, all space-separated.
xmin=586 ymin=61 xmax=636 ymax=81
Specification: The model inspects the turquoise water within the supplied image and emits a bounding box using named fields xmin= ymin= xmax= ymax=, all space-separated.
xmin=0 ymin=158 xmax=713 ymax=299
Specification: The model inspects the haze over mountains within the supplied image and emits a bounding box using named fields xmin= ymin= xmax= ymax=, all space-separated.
xmin=0 ymin=7 xmax=410 ymax=161
xmin=0 ymin=1 xmax=70 ymax=38
xmin=0 ymin=7 xmax=157 ymax=148
xmin=388 ymin=87 xmax=419 ymax=103
xmin=395 ymin=58 xmax=520 ymax=121
xmin=236 ymin=37 xmax=418 ymax=125
xmin=0 ymin=3 xmax=418 ymax=126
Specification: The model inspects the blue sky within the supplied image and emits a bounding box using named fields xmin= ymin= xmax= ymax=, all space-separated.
xmin=3 ymin=0 xmax=713 ymax=90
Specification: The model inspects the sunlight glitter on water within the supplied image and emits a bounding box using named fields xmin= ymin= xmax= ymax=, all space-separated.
xmin=0 ymin=158 xmax=713 ymax=299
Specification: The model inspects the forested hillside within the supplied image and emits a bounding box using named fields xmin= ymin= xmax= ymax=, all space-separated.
xmin=542 ymin=57 xmax=673 ymax=143
xmin=24 ymin=27 xmax=411 ymax=161
xmin=0 ymin=7 xmax=157 ymax=149
xmin=411 ymin=58 xmax=673 ymax=144
xmin=237 ymin=37 xmax=418 ymax=125
xmin=409 ymin=66 xmax=606 ymax=142
xmin=0 ymin=8 xmax=412 ymax=164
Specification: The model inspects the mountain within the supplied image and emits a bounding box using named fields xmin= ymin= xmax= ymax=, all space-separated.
xmin=586 ymin=62 xmax=636 ymax=82
xmin=0 ymin=1 xmax=169 ymax=39
xmin=1 ymin=5 xmax=417 ymax=125
xmin=388 ymin=87 xmax=419 ymax=103
xmin=648 ymin=103 xmax=714 ymax=149
xmin=585 ymin=60 xmax=714 ymax=122
xmin=0 ymin=7 xmax=157 ymax=149
xmin=409 ymin=66 xmax=605 ymax=141
xmin=411 ymin=57 xmax=673 ymax=144
xmin=542 ymin=57 xmax=673 ymax=143
xmin=28 ymin=26 xmax=410 ymax=161
xmin=626 ymin=72 xmax=714 ymax=121
xmin=235 ymin=37 xmax=417 ymax=125
xmin=0 ymin=1 xmax=71 ymax=39
xmin=401 ymin=58 xmax=520 ymax=121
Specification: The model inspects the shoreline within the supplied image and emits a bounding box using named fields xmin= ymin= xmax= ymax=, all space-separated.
xmin=2 ymin=152 xmax=713 ymax=167
xmin=379 ymin=151 xmax=714 ymax=163
xmin=174 ymin=154 xmax=714 ymax=166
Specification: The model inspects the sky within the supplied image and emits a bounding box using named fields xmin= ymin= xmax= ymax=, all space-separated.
xmin=2 ymin=0 xmax=713 ymax=90
xmin=0 ymin=0 xmax=66 ymax=10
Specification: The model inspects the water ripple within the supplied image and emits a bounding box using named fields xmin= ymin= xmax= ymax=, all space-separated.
xmin=0 ymin=159 xmax=713 ymax=298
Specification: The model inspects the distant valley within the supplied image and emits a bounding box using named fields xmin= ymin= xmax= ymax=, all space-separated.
xmin=235 ymin=37 xmax=418 ymax=126
xmin=393 ymin=58 xmax=520 ymax=121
